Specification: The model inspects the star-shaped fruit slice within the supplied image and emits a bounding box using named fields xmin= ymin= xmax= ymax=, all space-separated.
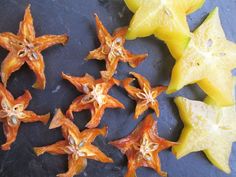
xmin=86 ymin=14 xmax=148 ymax=80
xmin=0 ymin=5 xmax=68 ymax=89
xmin=203 ymin=76 xmax=236 ymax=106
xmin=172 ymin=96 xmax=236 ymax=173
xmin=110 ymin=114 xmax=176 ymax=177
xmin=62 ymin=72 xmax=125 ymax=128
xmin=123 ymin=72 xmax=166 ymax=119
xmin=34 ymin=109 xmax=113 ymax=177
xmin=167 ymin=8 xmax=236 ymax=106
xmin=124 ymin=0 xmax=205 ymax=59
xmin=0 ymin=83 xmax=50 ymax=150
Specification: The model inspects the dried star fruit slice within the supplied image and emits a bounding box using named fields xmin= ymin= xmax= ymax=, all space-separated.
xmin=173 ymin=96 xmax=236 ymax=173
xmin=34 ymin=109 xmax=113 ymax=177
xmin=167 ymin=8 xmax=236 ymax=106
xmin=62 ymin=72 xmax=125 ymax=128
xmin=110 ymin=114 xmax=176 ymax=177
xmin=86 ymin=14 xmax=148 ymax=80
xmin=123 ymin=72 xmax=166 ymax=119
xmin=0 ymin=5 xmax=68 ymax=89
xmin=124 ymin=0 xmax=205 ymax=59
xmin=0 ymin=83 xmax=50 ymax=150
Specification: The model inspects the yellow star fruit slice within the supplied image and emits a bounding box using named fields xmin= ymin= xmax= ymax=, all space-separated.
xmin=183 ymin=0 xmax=206 ymax=14
xmin=167 ymin=7 xmax=236 ymax=106
xmin=124 ymin=0 xmax=205 ymax=59
xmin=202 ymin=78 xmax=235 ymax=173
xmin=204 ymin=77 xmax=236 ymax=106
xmin=173 ymin=96 xmax=236 ymax=174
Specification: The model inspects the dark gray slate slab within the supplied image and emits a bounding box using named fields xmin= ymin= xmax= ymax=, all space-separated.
xmin=0 ymin=0 xmax=235 ymax=177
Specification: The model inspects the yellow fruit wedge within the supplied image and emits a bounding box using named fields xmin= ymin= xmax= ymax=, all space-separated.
xmin=167 ymin=8 xmax=236 ymax=106
xmin=202 ymin=78 xmax=235 ymax=173
xmin=204 ymin=77 xmax=236 ymax=106
xmin=173 ymin=96 xmax=236 ymax=174
xmin=124 ymin=0 xmax=205 ymax=59
xmin=124 ymin=0 xmax=205 ymax=14
xmin=183 ymin=0 xmax=206 ymax=15
xmin=124 ymin=0 xmax=143 ymax=12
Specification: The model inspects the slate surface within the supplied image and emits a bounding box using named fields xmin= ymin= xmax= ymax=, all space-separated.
xmin=0 ymin=0 xmax=235 ymax=177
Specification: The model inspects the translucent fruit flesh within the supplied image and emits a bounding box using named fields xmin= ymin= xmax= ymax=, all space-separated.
xmin=124 ymin=0 xmax=205 ymax=59
xmin=167 ymin=8 xmax=236 ymax=106
xmin=173 ymin=97 xmax=236 ymax=173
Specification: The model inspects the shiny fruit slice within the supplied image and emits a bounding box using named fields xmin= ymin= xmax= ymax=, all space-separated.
xmin=173 ymin=96 xmax=236 ymax=173
xmin=125 ymin=0 xmax=205 ymax=17
xmin=124 ymin=0 xmax=143 ymax=12
xmin=183 ymin=0 xmax=205 ymax=14
xmin=204 ymin=77 xmax=236 ymax=106
xmin=124 ymin=0 xmax=205 ymax=59
xmin=167 ymin=8 xmax=236 ymax=106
